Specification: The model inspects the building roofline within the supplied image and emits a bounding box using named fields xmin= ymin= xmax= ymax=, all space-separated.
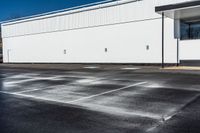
xmin=0 ymin=0 xmax=141 ymax=26
xmin=155 ymin=0 xmax=200 ymax=12
xmin=0 ymin=0 xmax=115 ymax=25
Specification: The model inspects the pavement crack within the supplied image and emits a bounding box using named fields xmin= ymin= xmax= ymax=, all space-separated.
xmin=162 ymin=94 xmax=200 ymax=122
xmin=147 ymin=94 xmax=200 ymax=132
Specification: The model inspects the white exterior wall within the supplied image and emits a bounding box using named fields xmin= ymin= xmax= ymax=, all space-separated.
xmin=1 ymin=0 xmax=178 ymax=63
xmin=180 ymin=40 xmax=200 ymax=60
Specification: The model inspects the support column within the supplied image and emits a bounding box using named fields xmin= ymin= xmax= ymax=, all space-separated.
xmin=177 ymin=38 xmax=180 ymax=66
xmin=162 ymin=12 xmax=165 ymax=68
xmin=174 ymin=19 xmax=180 ymax=66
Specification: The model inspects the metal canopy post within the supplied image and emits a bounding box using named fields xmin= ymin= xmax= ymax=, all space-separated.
xmin=162 ymin=12 xmax=165 ymax=68
xmin=177 ymin=38 xmax=180 ymax=66
xmin=174 ymin=19 xmax=180 ymax=66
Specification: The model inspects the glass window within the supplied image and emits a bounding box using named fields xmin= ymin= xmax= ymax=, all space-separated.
xmin=180 ymin=20 xmax=200 ymax=40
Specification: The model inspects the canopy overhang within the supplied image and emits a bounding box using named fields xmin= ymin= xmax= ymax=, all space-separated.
xmin=154 ymin=1 xmax=200 ymax=68
xmin=155 ymin=1 xmax=200 ymax=21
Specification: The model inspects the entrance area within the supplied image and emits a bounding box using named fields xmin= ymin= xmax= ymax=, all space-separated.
xmin=156 ymin=0 xmax=200 ymax=67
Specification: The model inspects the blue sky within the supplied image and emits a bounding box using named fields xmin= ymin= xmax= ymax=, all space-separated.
xmin=0 ymin=0 xmax=113 ymax=21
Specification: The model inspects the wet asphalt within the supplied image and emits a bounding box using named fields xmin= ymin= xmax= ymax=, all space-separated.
xmin=0 ymin=66 xmax=200 ymax=133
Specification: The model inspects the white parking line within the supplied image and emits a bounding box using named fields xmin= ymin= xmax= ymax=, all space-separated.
xmin=67 ymin=82 xmax=147 ymax=103
xmin=121 ymin=67 xmax=140 ymax=70
xmin=0 ymin=91 xmax=71 ymax=105
xmin=0 ymin=82 xmax=146 ymax=105
xmin=83 ymin=66 xmax=100 ymax=69
xmin=14 ymin=88 xmax=43 ymax=94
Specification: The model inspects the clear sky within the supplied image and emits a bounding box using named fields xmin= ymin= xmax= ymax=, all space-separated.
xmin=0 ymin=0 xmax=113 ymax=21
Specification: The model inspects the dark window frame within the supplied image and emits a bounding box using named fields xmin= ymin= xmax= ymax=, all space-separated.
xmin=180 ymin=20 xmax=200 ymax=40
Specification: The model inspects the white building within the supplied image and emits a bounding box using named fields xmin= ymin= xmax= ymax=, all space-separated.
xmin=1 ymin=0 xmax=200 ymax=65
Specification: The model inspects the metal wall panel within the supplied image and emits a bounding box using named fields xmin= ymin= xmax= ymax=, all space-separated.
xmin=2 ymin=0 xmax=161 ymax=38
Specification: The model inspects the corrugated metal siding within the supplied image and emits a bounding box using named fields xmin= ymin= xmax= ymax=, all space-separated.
xmin=2 ymin=0 xmax=160 ymax=38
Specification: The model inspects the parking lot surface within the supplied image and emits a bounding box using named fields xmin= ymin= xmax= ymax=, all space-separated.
xmin=0 ymin=65 xmax=200 ymax=133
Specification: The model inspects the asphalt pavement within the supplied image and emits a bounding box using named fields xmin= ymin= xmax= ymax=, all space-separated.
xmin=0 ymin=65 xmax=200 ymax=133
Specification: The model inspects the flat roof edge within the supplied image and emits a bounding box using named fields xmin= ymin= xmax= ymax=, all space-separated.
xmin=0 ymin=0 xmax=114 ymax=25
xmin=0 ymin=0 xmax=141 ymax=26
xmin=155 ymin=0 xmax=200 ymax=12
